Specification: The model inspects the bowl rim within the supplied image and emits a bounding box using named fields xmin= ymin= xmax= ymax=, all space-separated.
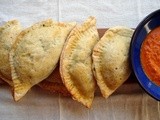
xmin=130 ymin=9 xmax=160 ymax=101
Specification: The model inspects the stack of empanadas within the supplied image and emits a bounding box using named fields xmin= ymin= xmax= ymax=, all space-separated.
xmin=0 ymin=17 xmax=134 ymax=108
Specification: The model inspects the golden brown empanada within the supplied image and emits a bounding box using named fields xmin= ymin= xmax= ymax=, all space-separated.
xmin=10 ymin=19 xmax=76 ymax=101
xmin=0 ymin=20 xmax=22 ymax=86
xmin=92 ymin=26 xmax=134 ymax=98
xmin=60 ymin=16 xmax=99 ymax=108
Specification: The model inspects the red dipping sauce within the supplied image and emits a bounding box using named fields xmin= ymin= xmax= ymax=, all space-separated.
xmin=141 ymin=26 xmax=160 ymax=86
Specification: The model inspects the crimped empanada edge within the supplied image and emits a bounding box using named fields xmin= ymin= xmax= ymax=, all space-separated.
xmin=92 ymin=26 xmax=134 ymax=98
xmin=9 ymin=19 xmax=77 ymax=101
xmin=9 ymin=19 xmax=57 ymax=101
xmin=60 ymin=16 xmax=98 ymax=108
xmin=92 ymin=34 xmax=114 ymax=98
xmin=0 ymin=20 xmax=22 ymax=86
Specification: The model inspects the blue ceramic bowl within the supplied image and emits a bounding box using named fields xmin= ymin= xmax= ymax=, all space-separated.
xmin=130 ymin=9 xmax=160 ymax=100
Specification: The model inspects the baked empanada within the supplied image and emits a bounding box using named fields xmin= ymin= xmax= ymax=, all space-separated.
xmin=10 ymin=19 xmax=76 ymax=101
xmin=0 ymin=20 xmax=22 ymax=86
xmin=60 ymin=17 xmax=99 ymax=108
xmin=92 ymin=26 xmax=134 ymax=98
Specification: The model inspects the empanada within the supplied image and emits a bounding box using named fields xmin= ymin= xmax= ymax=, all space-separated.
xmin=60 ymin=17 xmax=99 ymax=108
xmin=0 ymin=20 xmax=22 ymax=86
xmin=10 ymin=19 xmax=76 ymax=101
xmin=92 ymin=26 xmax=134 ymax=98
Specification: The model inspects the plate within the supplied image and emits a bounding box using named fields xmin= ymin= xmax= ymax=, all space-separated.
xmin=130 ymin=9 xmax=160 ymax=100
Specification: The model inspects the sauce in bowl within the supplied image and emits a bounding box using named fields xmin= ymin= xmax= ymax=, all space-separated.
xmin=141 ymin=26 xmax=160 ymax=86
